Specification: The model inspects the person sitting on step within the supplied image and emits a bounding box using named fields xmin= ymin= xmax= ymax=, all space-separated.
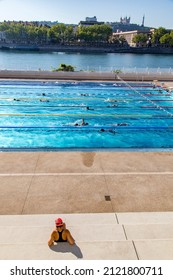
xmin=48 ymin=218 xmax=75 ymax=246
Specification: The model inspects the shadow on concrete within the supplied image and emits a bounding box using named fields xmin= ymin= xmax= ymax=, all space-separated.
xmin=50 ymin=243 xmax=83 ymax=259
xmin=81 ymin=152 xmax=96 ymax=167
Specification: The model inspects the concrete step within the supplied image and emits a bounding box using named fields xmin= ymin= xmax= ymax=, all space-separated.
xmin=0 ymin=213 xmax=117 ymax=226
xmin=2 ymin=211 xmax=173 ymax=226
xmin=0 ymin=224 xmax=126 ymax=243
xmin=1 ymin=212 xmax=173 ymax=259
xmin=0 ymin=241 xmax=137 ymax=260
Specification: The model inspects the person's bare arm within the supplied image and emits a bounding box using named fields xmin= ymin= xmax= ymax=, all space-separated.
xmin=48 ymin=231 xmax=56 ymax=246
xmin=66 ymin=230 xmax=75 ymax=245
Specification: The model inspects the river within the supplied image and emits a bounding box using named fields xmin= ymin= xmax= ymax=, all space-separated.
xmin=0 ymin=50 xmax=173 ymax=72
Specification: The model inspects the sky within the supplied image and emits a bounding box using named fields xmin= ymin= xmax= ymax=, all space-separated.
xmin=0 ymin=0 xmax=172 ymax=29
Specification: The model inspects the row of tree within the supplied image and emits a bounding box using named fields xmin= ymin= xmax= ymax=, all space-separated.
xmin=0 ymin=22 xmax=172 ymax=47
xmin=133 ymin=27 xmax=173 ymax=47
xmin=0 ymin=22 xmax=112 ymax=45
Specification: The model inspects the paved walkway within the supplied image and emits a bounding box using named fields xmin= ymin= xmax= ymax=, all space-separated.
xmin=1 ymin=152 xmax=173 ymax=214
xmin=0 ymin=70 xmax=173 ymax=81
xmin=1 ymin=151 xmax=173 ymax=259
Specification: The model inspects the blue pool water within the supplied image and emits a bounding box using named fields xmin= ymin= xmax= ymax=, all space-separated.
xmin=0 ymin=80 xmax=173 ymax=150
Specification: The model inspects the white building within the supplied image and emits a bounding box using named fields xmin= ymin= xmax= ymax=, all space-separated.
xmin=85 ymin=16 xmax=97 ymax=22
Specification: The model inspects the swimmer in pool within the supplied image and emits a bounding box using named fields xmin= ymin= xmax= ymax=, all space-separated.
xmin=13 ymin=98 xmax=21 ymax=101
xmin=114 ymin=123 xmax=129 ymax=126
xmin=40 ymin=99 xmax=49 ymax=102
xmin=99 ymin=128 xmax=116 ymax=134
xmin=86 ymin=106 xmax=94 ymax=110
xmin=74 ymin=119 xmax=88 ymax=126
xmin=81 ymin=118 xmax=88 ymax=126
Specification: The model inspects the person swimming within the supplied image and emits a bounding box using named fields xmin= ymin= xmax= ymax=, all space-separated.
xmin=104 ymin=98 xmax=117 ymax=103
xmin=81 ymin=118 xmax=88 ymax=126
xmin=13 ymin=98 xmax=21 ymax=101
xmin=80 ymin=93 xmax=88 ymax=96
xmin=106 ymin=104 xmax=118 ymax=108
xmin=113 ymin=123 xmax=129 ymax=126
xmin=99 ymin=128 xmax=116 ymax=134
xmin=86 ymin=106 xmax=94 ymax=110
xmin=74 ymin=118 xmax=89 ymax=126
xmin=40 ymin=99 xmax=49 ymax=102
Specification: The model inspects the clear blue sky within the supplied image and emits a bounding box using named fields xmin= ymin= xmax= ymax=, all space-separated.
xmin=0 ymin=0 xmax=172 ymax=28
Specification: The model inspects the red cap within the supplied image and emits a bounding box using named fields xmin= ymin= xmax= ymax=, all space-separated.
xmin=55 ymin=218 xmax=63 ymax=226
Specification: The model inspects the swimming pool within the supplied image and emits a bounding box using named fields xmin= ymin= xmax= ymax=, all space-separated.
xmin=0 ymin=80 xmax=173 ymax=150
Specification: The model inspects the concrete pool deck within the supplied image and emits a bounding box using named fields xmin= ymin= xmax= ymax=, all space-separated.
xmin=1 ymin=151 xmax=173 ymax=214
xmin=0 ymin=70 xmax=173 ymax=82
xmin=1 ymin=151 xmax=173 ymax=259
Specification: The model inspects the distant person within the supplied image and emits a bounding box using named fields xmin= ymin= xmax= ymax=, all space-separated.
xmin=81 ymin=118 xmax=88 ymax=126
xmin=114 ymin=123 xmax=129 ymax=126
xmin=74 ymin=119 xmax=88 ymax=126
xmin=40 ymin=99 xmax=49 ymax=102
xmin=80 ymin=93 xmax=88 ymax=97
xmin=13 ymin=98 xmax=20 ymax=101
xmin=106 ymin=104 xmax=117 ymax=108
xmin=105 ymin=98 xmax=117 ymax=103
xmin=86 ymin=106 xmax=94 ymax=110
xmin=99 ymin=128 xmax=116 ymax=134
xmin=48 ymin=218 xmax=75 ymax=246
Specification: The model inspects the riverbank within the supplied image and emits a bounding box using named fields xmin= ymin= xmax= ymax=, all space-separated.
xmin=1 ymin=44 xmax=173 ymax=54
xmin=0 ymin=70 xmax=173 ymax=82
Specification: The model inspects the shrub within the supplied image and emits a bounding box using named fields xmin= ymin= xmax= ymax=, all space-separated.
xmin=52 ymin=63 xmax=75 ymax=72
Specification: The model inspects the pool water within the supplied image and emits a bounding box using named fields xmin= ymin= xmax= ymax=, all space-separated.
xmin=0 ymin=80 xmax=173 ymax=150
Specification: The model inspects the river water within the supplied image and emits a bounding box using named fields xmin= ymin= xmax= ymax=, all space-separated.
xmin=0 ymin=50 xmax=173 ymax=72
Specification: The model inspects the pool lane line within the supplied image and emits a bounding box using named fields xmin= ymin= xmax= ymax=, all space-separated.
xmin=141 ymin=106 xmax=173 ymax=108
xmin=128 ymin=94 xmax=171 ymax=97
xmin=0 ymin=113 xmax=167 ymax=117
xmin=0 ymin=97 xmax=106 ymax=101
xmin=0 ymin=126 xmax=173 ymax=130
xmin=0 ymin=93 xmax=171 ymax=100
xmin=116 ymin=75 xmax=173 ymax=118
xmin=0 ymin=98 xmax=172 ymax=103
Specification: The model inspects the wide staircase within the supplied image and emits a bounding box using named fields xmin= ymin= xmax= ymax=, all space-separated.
xmin=1 ymin=212 xmax=173 ymax=260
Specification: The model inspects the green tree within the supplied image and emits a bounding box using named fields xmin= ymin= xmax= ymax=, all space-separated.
xmin=132 ymin=33 xmax=148 ymax=46
xmin=160 ymin=32 xmax=173 ymax=47
xmin=118 ymin=36 xmax=128 ymax=46
xmin=64 ymin=25 xmax=75 ymax=43
xmin=48 ymin=23 xmax=67 ymax=43
xmin=36 ymin=26 xmax=48 ymax=44
xmin=76 ymin=24 xmax=112 ymax=43
xmin=151 ymin=27 xmax=168 ymax=45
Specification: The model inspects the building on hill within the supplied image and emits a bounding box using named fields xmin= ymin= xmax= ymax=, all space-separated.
xmin=112 ymin=29 xmax=154 ymax=47
xmin=86 ymin=16 xmax=97 ymax=22
xmin=79 ymin=16 xmax=104 ymax=26
xmin=120 ymin=16 xmax=131 ymax=24
xmin=107 ymin=16 xmax=151 ymax=33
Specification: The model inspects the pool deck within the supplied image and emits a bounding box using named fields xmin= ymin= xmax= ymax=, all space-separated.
xmin=0 ymin=70 xmax=173 ymax=82
xmin=1 ymin=151 xmax=173 ymax=259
